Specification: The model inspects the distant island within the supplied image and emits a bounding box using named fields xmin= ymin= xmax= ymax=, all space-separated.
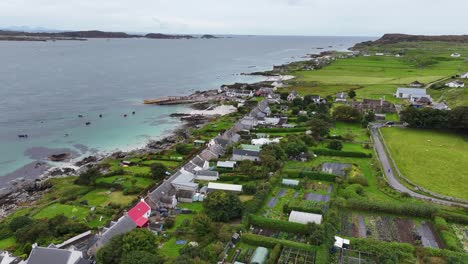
xmin=352 ymin=33 xmax=468 ymax=50
xmin=0 ymin=30 xmax=220 ymax=41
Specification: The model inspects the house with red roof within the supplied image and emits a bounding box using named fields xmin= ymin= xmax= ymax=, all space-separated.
xmin=128 ymin=199 xmax=151 ymax=227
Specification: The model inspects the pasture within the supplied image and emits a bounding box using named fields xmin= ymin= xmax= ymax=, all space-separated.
xmin=381 ymin=127 xmax=468 ymax=200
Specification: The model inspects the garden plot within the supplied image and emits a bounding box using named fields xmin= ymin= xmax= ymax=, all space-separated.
xmin=278 ymin=247 xmax=315 ymax=264
xmin=303 ymin=193 xmax=329 ymax=202
xmin=251 ymin=226 xmax=309 ymax=244
xmin=341 ymin=213 xmax=442 ymax=248
xmin=452 ymin=224 xmax=468 ymax=252
xmin=321 ymin=162 xmax=352 ymax=177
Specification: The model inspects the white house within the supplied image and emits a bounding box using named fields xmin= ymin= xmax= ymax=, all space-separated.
xmin=287 ymin=90 xmax=299 ymax=101
xmin=451 ymin=53 xmax=461 ymax=58
xmin=395 ymin=88 xmax=428 ymax=102
xmin=288 ymin=211 xmax=322 ymax=225
xmin=226 ymin=89 xmax=254 ymax=98
xmin=446 ymin=80 xmax=465 ymax=88
xmin=375 ymin=52 xmax=384 ymax=56
xmin=217 ymin=160 xmax=237 ymax=169
xmin=335 ymin=92 xmax=347 ymax=102
xmin=461 ymin=72 xmax=468 ymax=79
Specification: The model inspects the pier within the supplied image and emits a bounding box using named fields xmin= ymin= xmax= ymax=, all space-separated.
xmin=143 ymin=95 xmax=217 ymax=105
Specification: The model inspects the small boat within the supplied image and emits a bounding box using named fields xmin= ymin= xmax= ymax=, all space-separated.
xmin=64 ymin=133 xmax=69 ymax=137
xmin=18 ymin=134 xmax=28 ymax=138
xmin=99 ymin=114 xmax=103 ymax=118
xmin=132 ymin=111 xmax=136 ymax=115
xmin=78 ymin=115 xmax=84 ymax=118
xmin=85 ymin=122 xmax=91 ymax=126
xmin=123 ymin=114 xmax=127 ymax=118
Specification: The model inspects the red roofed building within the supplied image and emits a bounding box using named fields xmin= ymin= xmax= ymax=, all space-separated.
xmin=128 ymin=199 xmax=151 ymax=227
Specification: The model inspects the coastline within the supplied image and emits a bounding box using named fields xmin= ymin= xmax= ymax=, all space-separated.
xmin=0 ymin=49 xmax=335 ymax=218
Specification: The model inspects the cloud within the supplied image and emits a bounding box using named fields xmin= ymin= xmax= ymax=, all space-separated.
xmin=0 ymin=0 xmax=466 ymax=36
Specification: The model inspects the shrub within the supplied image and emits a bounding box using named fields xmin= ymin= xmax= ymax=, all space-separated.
xmin=326 ymin=140 xmax=343 ymax=151
xmin=350 ymin=238 xmax=415 ymax=263
xmin=164 ymin=217 xmax=175 ymax=229
xmin=313 ymin=148 xmax=371 ymax=158
xmin=241 ymin=234 xmax=315 ymax=251
xmin=347 ymin=175 xmax=369 ymax=186
xmin=301 ymin=171 xmax=337 ymax=182
xmin=266 ymin=244 xmax=282 ymax=264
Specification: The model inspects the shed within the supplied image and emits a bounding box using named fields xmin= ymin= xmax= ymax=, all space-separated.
xmin=289 ymin=211 xmax=322 ymax=225
xmin=334 ymin=236 xmax=350 ymax=249
xmin=193 ymin=140 xmax=206 ymax=146
xmin=217 ymin=161 xmax=237 ymax=169
xmin=250 ymin=247 xmax=268 ymax=264
xmin=282 ymin=179 xmax=299 ymax=186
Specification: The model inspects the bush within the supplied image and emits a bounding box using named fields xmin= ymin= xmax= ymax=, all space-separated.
xmin=350 ymin=238 xmax=415 ymax=263
xmin=123 ymin=185 xmax=144 ymax=195
xmin=266 ymin=244 xmax=282 ymax=264
xmin=347 ymin=175 xmax=369 ymax=186
xmin=313 ymin=148 xmax=371 ymax=158
xmin=436 ymin=211 xmax=468 ymax=225
xmin=248 ymin=215 xmax=309 ymax=234
xmin=344 ymin=199 xmax=437 ymax=218
xmin=326 ymin=140 xmax=343 ymax=151
xmin=164 ymin=217 xmax=175 ymax=229
xmin=241 ymin=234 xmax=315 ymax=251
xmin=301 ymin=171 xmax=337 ymax=182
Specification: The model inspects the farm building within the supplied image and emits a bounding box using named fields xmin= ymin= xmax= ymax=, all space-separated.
xmin=451 ymin=53 xmax=461 ymax=58
xmin=232 ymin=149 xmax=260 ymax=161
xmin=289 ymin=211 xmax=323 ymax=225
xmin=282 ymin=179 xmax=299 ymax=186
xmin=251 ymin=247 xmax=269 ymax=264
xmin=195 ymin=170 xmax=219 ymax=181
xmin=461 ymin=72 xmax=468 ymax=79
xmin=193 ymin=140 xmax=206 ymax=146
xmin=409 ymin=81 xmax=424 ymax=88
xmin=335 ymin=92 xmax=347 ymax=102
xmin=394 ymin=88 xmax=428 ymax=102
xmin=207 ymin=182 xmax=243 ymax=192
xmin=350 ymin=98 xmax=395 ymax=113
xmin=217 ymin=160 xmax=237 ymax=169
xmin=445 ymin=80 xmax=465 ymax=88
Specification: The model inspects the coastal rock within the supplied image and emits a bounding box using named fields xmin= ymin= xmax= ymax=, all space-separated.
xmin=75 ymin=156 xmax=98 ymax=166
xmin=49 ymin=167 xmax=76 ymax=177
xmin=111 ymin=151 xmax=127 ymax=159
xmin=49 ymin=153 xmax=71 ymax=162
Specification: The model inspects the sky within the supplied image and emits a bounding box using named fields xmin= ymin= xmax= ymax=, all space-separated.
xmin=0 ymin=0 xmax=467 ymax=36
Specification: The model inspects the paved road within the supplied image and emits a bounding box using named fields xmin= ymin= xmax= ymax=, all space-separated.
xmin=370 ymin=124 xmax=468 ymax=208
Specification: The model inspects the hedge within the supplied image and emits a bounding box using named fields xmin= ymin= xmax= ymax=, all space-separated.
xmin=285 ymin=204 xmax=323 ymax=215
xmin=344 ymin=198 xmax=437 ymax=218
xmin=433 ymin=217 xmax=463 ymax=252
xmin=241 ymin=234 xmax=315 ymax=251
xmin=266 ymin=244 xmax=282 ymax=264
xmin=248 ymin=215 xmax=309 ymax=234
xmin=284 ymin=169 xmax=337 ymax=182
xmin=350 ymin=238 xmax=416 ymax=263
xmin=313 ymin=148 xmax=371 ymax=158
xmin=218 ymin=175 xmax=250 ymax=182
xmin=422 ymin=247 xmax=468 ymax=263
xmin=436 ymin=211 xmax=468 ymax=225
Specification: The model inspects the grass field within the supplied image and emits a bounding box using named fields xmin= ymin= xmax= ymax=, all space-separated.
xmin=381 ymin=127 xmax=468 ymax=200
xmin=0 ymin=237 xmax=16 ymax=249
xmin=160 ymin=237 xmax=186 ymax=258
xmin=283 ymin=43 xmax=468 ymax=107
xmin=33 ymin=203 xmax=89 ymax=220
xmin=329 ymin=122 xmax=370 ymax=142
xmin=95 ymin=175 xmax=154 ymax=189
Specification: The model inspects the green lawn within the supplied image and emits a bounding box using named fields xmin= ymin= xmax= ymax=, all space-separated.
xmin=329 ymin=122 xmax=370 ymax=142
xmin=0 ymin=237 xmax=16 ymax=249
xmin=381 ymin=127 xmax=468 ymax=200
xmin=95 ymin=175 xmax=154 ymax=189
xmin=33 ymin=203 xmax=89 ymax=221
xmin=160 ymin=237 xmax=185 ymax=258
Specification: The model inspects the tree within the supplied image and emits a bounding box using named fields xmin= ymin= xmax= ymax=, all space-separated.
xmin=307 ymin=118 xmax=332 ymax=139
xmin=237 ymin=160 xmax=256 ymax=175
xmin=150 ymin=163 xmax=168 ymax=181
xmin=122 ymin=229 xmax=158 ymax=254
xmin=282 ymin=136 xmax=307 ymax=158
xmin=175 ymin=144 xmax=191 ymax=155
xmin=96 ymin=234 xmax=125 ymax=264
xmin=448 ymin=106 xmax=468 ymax=131
xmin=74 ymin=167 xmax=102 ymax=185
xmin=327 ymin=140 xmax=343 ymax=151
xmin=332 ymin=105 xmax=362 ymax=122
xmin=348 ymin=90 xmax=356 ymax=99
xmin=362 ymin=111 xmax=376 ymax=127
xmin=203 ymin=191 xmax=242 ymax=222
xmin=121 ymin=251 xmax=162 ymax=264
xmin=9 ymin=216 xmax=33 ymax=232
xmin=191 ymin=213 xmax=214 ymax=238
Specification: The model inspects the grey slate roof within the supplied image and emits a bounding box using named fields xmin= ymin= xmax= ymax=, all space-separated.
xmin=196 ymin=170 xmax=219 ymax=177
xmin=233 ymin=149 xmax=260 ymax=157
xmin=183 ymin=162 xmax=198 ymax=174
xmin=27 ymin=247 xmax=72 ymax=264
xmin=191 ymin=155 xmax=206 ymax=168
xmin=199 ymin=149 xmax=218 ymax=161
xmin=396 ymin=87 xmax=427 ymax=96
xmin=98 ymin=215 xmax=136 ymax=246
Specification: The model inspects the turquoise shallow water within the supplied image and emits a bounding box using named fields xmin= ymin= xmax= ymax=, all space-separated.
xmin=0 ymin=36 xmax=370 ymax=180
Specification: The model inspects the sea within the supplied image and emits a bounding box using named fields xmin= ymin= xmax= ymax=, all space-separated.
xmin=0 ymin=35 xmax=370 ymax=184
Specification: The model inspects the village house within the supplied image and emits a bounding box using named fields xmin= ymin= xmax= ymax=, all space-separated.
xmin=451 ymin=53 xmax=461 ymax=58
xmin=394 ymin=88 xmax=429 ymax=102
xmin=195 ymin=170 xmax=219 ymax=181
xmin=216 ymin=160 xmax=237 ymax=170
xmin=461 ymin=72 xmax=468 ymax=79
xmin=350 ymin=98 xmax=395 ymax=113
xmin=335 ymin=92 xmax=347 ymax=102
xmin=408 ymin=81 xmax=424 ymax=88
xmin=0 ymin=251 xmax=19 ymax=264
xmin=226 ymin=89 xmax=254 ymax=98
xmin=193 ymin=139 xmax=206 ymax=147
xmin=445 ymin=80 xmax=465 ymax=88
xmin=287 ymin=90 xmax=300 ymax=101
xmin=232 ymin=149 xmax=260 ymax=161
xmin=26 ymin=244 xmax=90 ymax=264
xmin=432 ymin=102 xmax=450 ymax=110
